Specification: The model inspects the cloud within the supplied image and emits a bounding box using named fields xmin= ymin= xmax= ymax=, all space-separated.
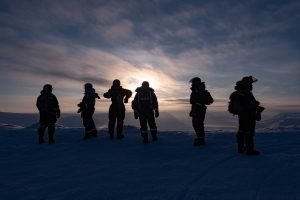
xmin=0 ymin=0 xmax=300 ymax=112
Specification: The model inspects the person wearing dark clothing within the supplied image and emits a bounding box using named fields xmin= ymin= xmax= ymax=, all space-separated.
xmin=189 ymin=77 xmax=214 ymax=146
xmin=229 ymin=76 xmax=264 ymax=155
xmin=103 ymin=79 xmax=132 ymax=139
xmin=78 ymin=83 xmax=100 ymax=139
xmin=36 ymin=84 xmax=60 ymax=144
xmin=132 ymin=81 xmax=159 ymax=144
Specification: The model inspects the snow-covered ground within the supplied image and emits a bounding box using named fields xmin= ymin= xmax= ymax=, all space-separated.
xmin=0 ymin=112 xmax=300 ymax=200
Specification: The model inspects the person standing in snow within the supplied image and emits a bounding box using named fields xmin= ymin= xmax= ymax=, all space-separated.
xmin=132 ymin=81 xmax=159 ymax=144
xmin=36 ymin=84 xmax=60 ymax=144
xmin=77 ymin=83 xmax=100 ymax=139
xmin=228 ymin=76 xmax=264 ymax=155
xmin=189 ymin=77 xmax=214 ymax=146
xmin=103 ymin=79 xmax=132 ymax=139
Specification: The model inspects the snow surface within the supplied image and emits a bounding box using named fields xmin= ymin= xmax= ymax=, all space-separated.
xmin=0 ymin=113 xmax=300 ymax=200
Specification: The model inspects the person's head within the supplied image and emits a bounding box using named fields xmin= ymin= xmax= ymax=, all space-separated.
xmin=112 ymin=79 xmax=121 ymax=88
xmin=43 ymin=84 xmax=53 ymax=93
xmin=236 ymin=76 xmax=258 ymax=91
xmin=142 ymin=81 xmax=149 ymax=88
xmin=84 ymin=83 xmax=93 ymax=89
xmin=84 ymin=83 xmax=93 ymax=93
xmin=190 ymin=77 xmax=203 ymax=87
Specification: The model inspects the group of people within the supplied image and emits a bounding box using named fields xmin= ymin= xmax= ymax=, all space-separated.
xmin=36 ymin=75 xmax=264 ymax=156
xmin=36 ymin=79 xmax=159 ymax=145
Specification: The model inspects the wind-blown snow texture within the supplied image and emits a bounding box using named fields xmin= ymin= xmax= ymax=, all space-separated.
xmin=0 ymin=113 xmax=300 ymax=200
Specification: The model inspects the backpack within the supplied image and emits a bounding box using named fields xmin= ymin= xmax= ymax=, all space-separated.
xmin=203 ymin=90 xmax=214 ymax=105
xmin=228 ymin=91 xmax=243 ymax=115
xmin=138 ymin=91 xmax=153 ymax=109
xmin=37 ymin=94 xmax=58 ymax=115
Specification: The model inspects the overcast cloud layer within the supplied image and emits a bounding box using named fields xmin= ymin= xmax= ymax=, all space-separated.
xmin=0 ymin=0 xmax=299 ymax=112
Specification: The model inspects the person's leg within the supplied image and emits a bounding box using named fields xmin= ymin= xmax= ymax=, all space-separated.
xmin=148 ymin=111 xmax=158 ymax=141
xmin=108 ymin=108 xmax=117 ymax=139
xmin=116 ymin=110 xmax=125 ymax=139
xmin=38 ymin=112 xmax=47 ymax=144
xmin=89 ymin=110 xmax=97 ymax=137
xmin=38 ymin=126 xmax=46 ymax=144
xmin=139 ymin=114 xmax=148 ymax=144
xmin=245 ymin=133 xmax=260 ymax=155
xmin=192 ymin=117 xmax=205 ymax=145
xmin=48 ymin=124 xmax=55 ymax=144
xmin=82 ymin=114 xmax=93 ymax=139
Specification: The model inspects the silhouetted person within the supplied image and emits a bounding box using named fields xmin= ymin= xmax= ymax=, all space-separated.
xmin=189 ymin=77 xmax=214 ymax=146
xmin=229 ymin=76 xmax=264 ymax=155
xmin=36 ymin=84 xmax=60 ymax=144
xmin=132 ymin=81 xmax=159 ymax=144
xmin=78 ymin=83 xmax=100 ymax=139
xmin=103 ymin=79 xmax=132 ymax=139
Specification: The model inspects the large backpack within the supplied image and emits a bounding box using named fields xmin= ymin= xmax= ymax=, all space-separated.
xmin=37 ymin=94 xmax=58 ymax=115
xmin=138 ymin=90 xmax=153 ymax=110
xmin=228 ymin=91 xmax=243 ymax=115
xmin=203 ymin=90 xmax=214 ymax=105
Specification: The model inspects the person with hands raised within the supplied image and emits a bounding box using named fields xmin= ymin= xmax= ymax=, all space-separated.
xmin=103 ymin=79 xmax=132 ymax=139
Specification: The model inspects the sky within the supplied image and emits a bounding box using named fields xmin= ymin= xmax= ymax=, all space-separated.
xmin=0 ymin=0 xmax=299 ymax=113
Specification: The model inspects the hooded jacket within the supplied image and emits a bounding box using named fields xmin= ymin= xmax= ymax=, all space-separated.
xmin=36 ymin=89 xmax=60 ymax=117
xmin=190 ymin=82 xmax=213 ymax=113
xmin=103 ymin=86 xmax=132 ymax=105
xmin=78 ymin=88 xmax=100 ymax=115
xmin=132 ymin=87 xmax=158 ymax=113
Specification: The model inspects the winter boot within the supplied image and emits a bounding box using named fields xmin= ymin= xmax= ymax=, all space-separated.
xmin=141 ymin=131 xmax=148 ymax=144
xmin=151 ymin=130 xmax=158 ymax=142
xmin=83 ymin=131 xmax=92 ymax=140
xmin=246 ymin=150 xmax=260 ymax=156
xmin=245 ymin=135 xmax=260 ymax=155
xmin=91 ymin=129 xmax=98 ymax=137
xmin=193 ymin=137 xmax=205 ymax=146
xmin=143 ymin=136 xmax=149 ymax=144
xmin=117 ymin=134 xmax=125 ymax=139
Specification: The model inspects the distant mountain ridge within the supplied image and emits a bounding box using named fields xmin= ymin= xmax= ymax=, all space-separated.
xmin=1 ymin=112 xmax=300 ymax=132
xmin=259 ymin=112 xmax=300 ymax=132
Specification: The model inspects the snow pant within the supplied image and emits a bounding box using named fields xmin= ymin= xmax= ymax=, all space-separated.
xmin=192 ymin=108 xmax=206 ymax=139
xmin=38 ymin=125 xmax=55 ymax=144
xmin=38 ymin=112 xmax=57 ymax=144
xmin=81 ymin=110 xmax=97 ymax=136
xmin=138 ymin=110 xmax=157 ymax=143
xmin=108 ymin=104 xmax=125 ymax=138
xmin=237 ymin=113 xmax=256 ymax=153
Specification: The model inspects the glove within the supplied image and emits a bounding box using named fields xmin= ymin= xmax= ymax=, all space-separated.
xmin=134 ymin=111 xmax=139 ymax=119
xmin=155 ymin=109 xmax=159 ymax=118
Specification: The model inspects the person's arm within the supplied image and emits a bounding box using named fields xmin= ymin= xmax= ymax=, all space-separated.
xmin=103 ymin=89 xmax=112 ymax=98
xmin=124 ymin=89 xmax=132 ymax=103
xmin=132 ymin=94 xmax=139 ymax=119
xmin=152 ymin=93 xmax=159 ymax=117
xmin=54 ymin=95 xmax=61 ymax=118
